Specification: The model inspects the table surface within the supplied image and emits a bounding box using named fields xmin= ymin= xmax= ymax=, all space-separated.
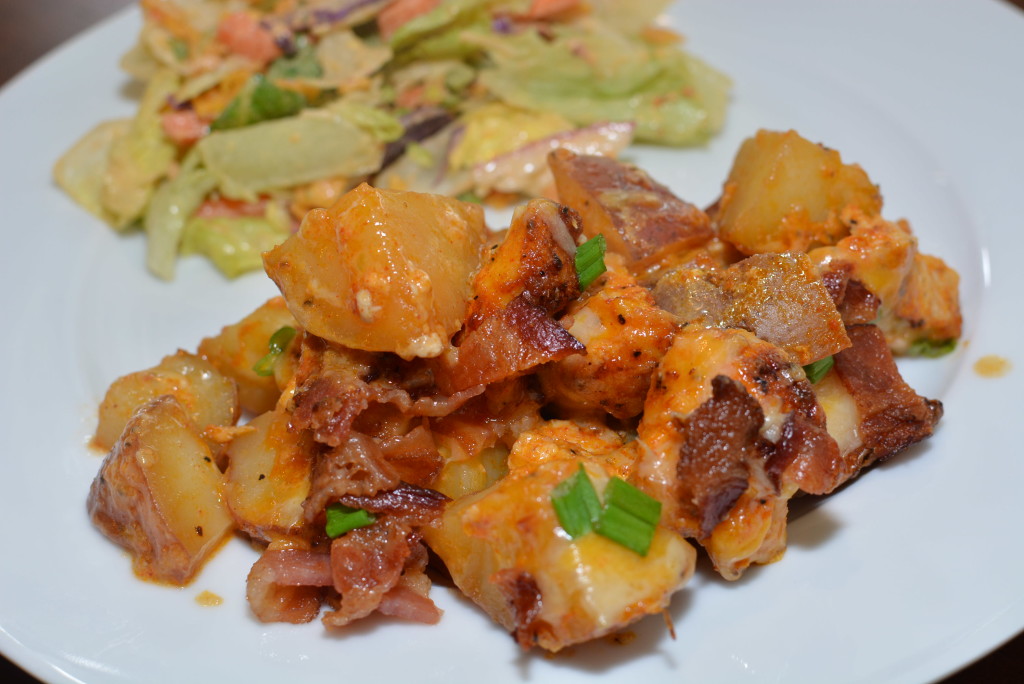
xmin=2 ymin=1 xmax=1022 ymax=682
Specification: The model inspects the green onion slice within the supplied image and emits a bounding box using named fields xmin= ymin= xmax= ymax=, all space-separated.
xmin=252 ymin=325 xmax=297 ymax=377
xmin=802 ymin=355 xmax=834 ymax=384
xmin=325 ymin=503 xmax=376 ymax=538
xmin=551 ymin=464 xmax=602 ymax=539
xmin=575 ymin=234 xmax=607 ymax=290
xmin=594 ymin=503 xmax=658 ymax=557
xmin=551 ymin=467 xmax=661 ymax=556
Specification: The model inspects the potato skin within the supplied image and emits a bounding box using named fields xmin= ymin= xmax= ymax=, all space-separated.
xmin=88 ymin=395 xmax=235 ymax=585
xmin=264 ymin=183 xmax=487 ymax=360
xmin=716 ymin=129 xmax=882 ymax=255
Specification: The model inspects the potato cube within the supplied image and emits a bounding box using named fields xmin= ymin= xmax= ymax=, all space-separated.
xmin=264 ymin=183 xmax=487 ymax=360
xmin=87 ymin=395 xmax=235 ymax=584
xmin=716 ymin=129 xmax=882 ymax=254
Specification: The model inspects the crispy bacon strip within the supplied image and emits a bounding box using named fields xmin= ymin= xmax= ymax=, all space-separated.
xmin=291 ymin=336 xmax=482 ymax=447
xmin=338 ymin=482 xmax=449 ymax=526
xmin=674 ymin=375 xmax=768 ymax=538
xmin=832 ymin=324 xmax=944 ymax=468
xmin=246 ymin=546 xmax=331 ymax=624
xmin=304 ymin=432 xmax=401 ymax=523
xmin=434 ymin=294 xmax=585 ymax=393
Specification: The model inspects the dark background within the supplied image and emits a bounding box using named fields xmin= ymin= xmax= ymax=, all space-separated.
xmin=2 ymin=1 xmax=1022 ymax=682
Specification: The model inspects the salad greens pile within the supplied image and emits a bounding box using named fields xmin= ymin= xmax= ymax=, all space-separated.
xmin=54 ymin=0 xmax=730 ymax=280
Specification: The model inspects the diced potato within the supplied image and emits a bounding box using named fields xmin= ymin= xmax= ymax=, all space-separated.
xmin=222 ymin=407 xmax=314 ymax=541
xmin=425 ymin=424 xmax=695 ymax=652
xmin=655 ymin=252 xmax=849 ymax=365
xmin=548 ymin=148 xmax=713 ymax=264
xmin=95 ymin=351 xmax=240 ymax=451
xmin=264 ymin=183 xmax=487 ymax=360
xmin=716 ymin=129 xmax=882 ymax=254
xmin=87 ymin=395 xmax=236 ymax=585
xmin=198 ymin=297 xmax=298 ymax=415
xmin=887 ymin=252 xmax=963 ymax=353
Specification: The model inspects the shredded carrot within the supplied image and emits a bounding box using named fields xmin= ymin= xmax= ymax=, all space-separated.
xmin=191 ymin=69 xmax=254 ymax=119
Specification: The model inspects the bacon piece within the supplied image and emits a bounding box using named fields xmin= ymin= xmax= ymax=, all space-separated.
xmin=492 ymin=569 xmax=546 ymax=650
xmin=245 ymin=546 xmax=331 ymax=624
xmin=291 ymin=336 xmax=483 ymax=448
xmin=304 ymin=432 xmax=401 ymax=523
xmin=674 ymin=375 xmax=767 ymax=538
xmin=435 ymin=294 xmax=585 ymax=393
xmin=338 ymin=482 xmax=449 ymax=527
xmin=322 ymin=519 xmax=440 ymax=628
xmin=377 ymin=424 xmax=442 ymax=487
xmin=831 ymin=324 xmax=943 ymax=468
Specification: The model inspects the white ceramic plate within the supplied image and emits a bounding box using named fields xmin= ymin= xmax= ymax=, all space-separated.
xmin=1 ymin=1 xmax=1021 ymax=682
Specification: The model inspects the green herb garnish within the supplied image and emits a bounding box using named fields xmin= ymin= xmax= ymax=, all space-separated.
xmin=211 ymin=75 xmax=307 ymax=131
xmin=551 ymin=466 xmax=661 ymax=556
xmin=575 ymin=234 xmax=607 ymax=290
xmin=252 ymin=325 xmax=297 ymax=377
xmin=325 ymin=503 xmax=376 ymax=538
xmin=802 ymin=355 xmax=834 ymax=384
xmin=551 ymin=464 xmax=602 ymax=539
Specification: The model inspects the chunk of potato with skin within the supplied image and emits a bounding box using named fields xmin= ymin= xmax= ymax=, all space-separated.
xmin=264 ymin=183 xmax=487 ymax=360
xmin=94 ymin=351 xmax=240 ymax=451
xmin=87 ymin=395 xmax=235 ymax=585
xmin=197 ymin=297 xmax=298 ymax=415
xmin=716 ymin=129 xmax=882 ymax=255
xmin=548 ymin=148 xmax=714 ymax=265
xmin=425 ymin=432 xmax=695 ymax=652
xmin=222 ymin=407 xmax=314 ymax=542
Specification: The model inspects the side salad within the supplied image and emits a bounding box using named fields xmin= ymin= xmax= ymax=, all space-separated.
xmin=53 ymin=0 xmax=730 ymax=280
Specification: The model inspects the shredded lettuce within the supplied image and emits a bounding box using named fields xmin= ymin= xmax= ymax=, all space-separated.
xmin=474 ymin=24 xmax=731 ymax=146
xmin=181 ymin=215 xmax=290 ymax=278
xmin=144 ymin=155 xmax=218 ymax=280
xmin=196 ymin=105 xmax=387 ymax=201
xmin=100 ymin=68 xmax=180 ymax=228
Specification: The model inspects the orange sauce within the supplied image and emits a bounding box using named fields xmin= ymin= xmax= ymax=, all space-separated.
xmin=195 ymin=590 xmax=224 ymax=607
xmin=973 ymin=355 xmax=1012 ymax=378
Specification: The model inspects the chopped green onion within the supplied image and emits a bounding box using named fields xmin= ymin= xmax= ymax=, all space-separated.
xmin=456 ymin=190 xmax=483 ymax=204
xmin=325 ymin=503 xmax=376 ymax=538
xmin=551 ymin=464 xmax=602 ymax=539
xmin=802 ymin=355 xmax=834 ymax=384
xmin=594 ymin=503 xmax=658 ymax=557
xmin=602 ymin=477 xmax=661 ymax=526
xmin=907 ymin=338 xmax=957 ymax=358
xmin=169 ymin=38 xmax=189 ymax=61
xmin=575 ymin=234 xmax=607 ymax=290
xmin=252 ymin=325 xmax=297 ymax=376
xmin=551 ymin=467 xmax=660 ymax=556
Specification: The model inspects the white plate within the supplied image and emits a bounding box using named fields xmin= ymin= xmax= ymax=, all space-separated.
xmin=1 ymin=1 xmax=1021 ymax=682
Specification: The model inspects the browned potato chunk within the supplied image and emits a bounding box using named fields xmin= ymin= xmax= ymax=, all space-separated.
xmin=716 ymin=130 xmax=882 ymax=254
xmin=264 ymin=183 xmax=487 ymax=360
xmin=548 ymin=148 xmax=713 ymax=265
xmin=888 ymin=253 xmax=963 ymax=353
xmin=222 ymin=407 xmax=313 ymax=541
xmin=87 ymin=395 xmax=236 ymax=585
xmin=95 ymin=351 xmax=240 ymax=451
xmin=198 ymin=297 xmax=298 ymax=415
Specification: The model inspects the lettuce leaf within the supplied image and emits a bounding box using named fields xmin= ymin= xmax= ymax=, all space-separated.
xmin=195 ymin=104 xmax=387 ymax=201
xmin=181 ymin=215 xmax=290 ymax=278
xmin=100 ymin=68 xmax=180 ymax=228
xmin=473 ymin=23 xmax=731 ymax=146
xmin=143 ymin=156 xmax=218 ymax=280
